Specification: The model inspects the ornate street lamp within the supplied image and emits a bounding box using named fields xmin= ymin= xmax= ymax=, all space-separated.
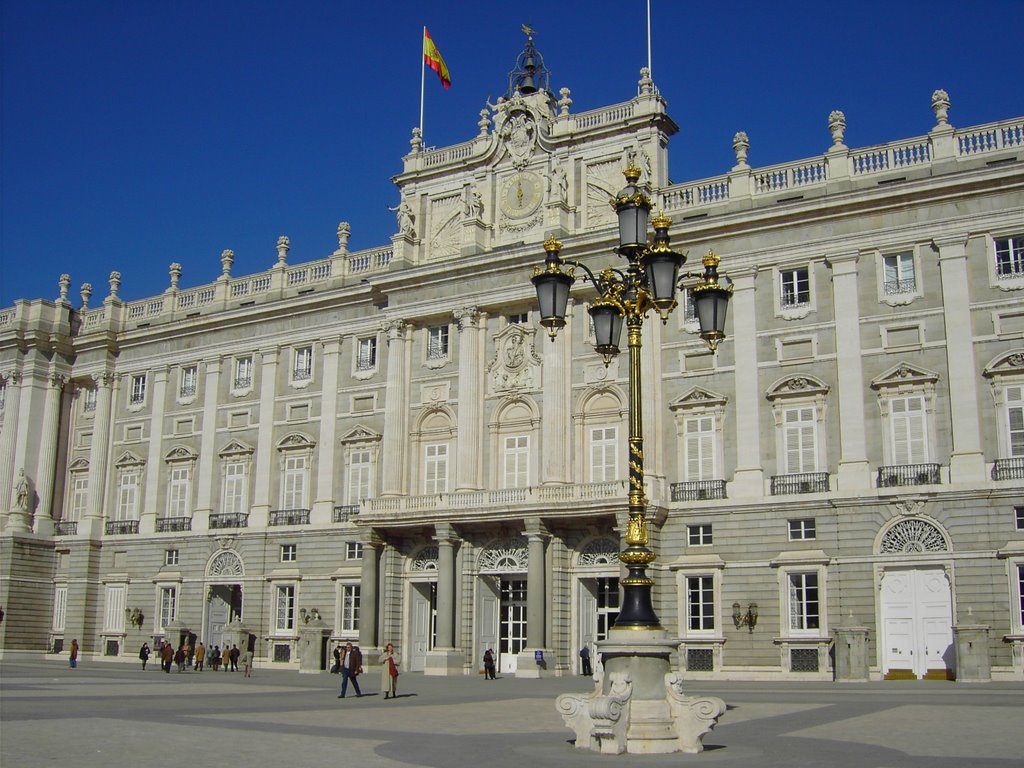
xmin=532 ymin=162 xmax=732 ymax=631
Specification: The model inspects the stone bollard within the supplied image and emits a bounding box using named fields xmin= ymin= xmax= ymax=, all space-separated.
xmin=833 ymin=626 xmax=870 ymax=682
xmin=953 ymin=624 xmax=991 ymax=682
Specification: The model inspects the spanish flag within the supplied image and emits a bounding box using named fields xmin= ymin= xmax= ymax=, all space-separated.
xmin=423 ymin=27 xmax=451 ymax=89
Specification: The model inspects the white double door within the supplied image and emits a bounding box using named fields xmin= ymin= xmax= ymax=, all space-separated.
xmin=880 ymin=568 xmax=953 ymax=678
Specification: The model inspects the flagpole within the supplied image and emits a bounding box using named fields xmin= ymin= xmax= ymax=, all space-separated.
xmin=646 ymin=0 xmax=652 ymax=77
xmin=420 ymin=26 xmax=427 ymax=138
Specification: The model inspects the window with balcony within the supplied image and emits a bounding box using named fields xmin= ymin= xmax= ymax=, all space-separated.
xmin=883 ymin=251 xmax=917 ymax=296
xmin=223 ymin=461 xmax=249 ymax=516
xmin=179 ymin=365 xmax=198 ymax=399
xmin=233 ymin=356 xmax=253 ymax=391
xmin=424 ymin=443 xmax=449 ymax=494
xmin=783 ymin=406 xmax=818 ymax=474
xmin=117 ymin=471 xmax=140 ymax=521
xmin=292 ymin=345 xmax=313 ymax=383
xmin=503 ymin=435 xmax=529 ymax=489
xmin=82 ymin=386 xmax=97 ymax=413
xmin=166 ymin=465 xmax=192 ymax=519
xmin=347 ymin=449 xmax=372 ymax=504
xmin=872 ymin=363 xmax=940 ymax=487
xmin=275 ymin=585 xmax=296 ymax=633
xmin=67 ymin=469 xmax=88 ymax=522
xmin=356 ymin=336 xmax=377 ymax=372
xmin=589 ymin=426 xmax=618 ymax=483
xmin=281 ymin=455 xmax=308 ymax=511
xmin=129 ymin=374 xmax=147 ymax=406
xmin=684 ymin=416 xmax=716 ymax=482
xmin=780 ymin=267 xmax=810 ymax=307
xmin=995 ymin=235 xmax=1024 ymax=279
xmin=1005 ymin=385 xmax=1024 ymax=458
xmin=427 ymin=325 xmax=449 ymax=362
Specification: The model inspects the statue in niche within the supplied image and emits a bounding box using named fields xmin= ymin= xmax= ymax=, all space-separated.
xmin=14 ymin=468 xmax=30 ymax=512
xmin=549 ymin=162 xmax=568 ymax=205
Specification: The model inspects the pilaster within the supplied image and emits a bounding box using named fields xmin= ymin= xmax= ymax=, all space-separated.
xmin=193 ymin=356 xmax=222 ymax=530
xmin=540 ymin=300 xmax=573 ymax=484
xmin=141 ymin=366 xmax=168 ymax=534
xmin=728 ymin=268 xmax=764 ymax=495
xmin=251 ymin=347 xmax=280 ymax=526
xmin=83 ymin=372 xmax=114 ymax=538
xmin=454 ymin=308 xmax=484 ymax=491
xmin=312 ymin=337 xmax=341 ymax=524
xmin=33 ymin=371 xmax=66 ymax=535
xmin=381 ymin=320 xmax=410 ymax=496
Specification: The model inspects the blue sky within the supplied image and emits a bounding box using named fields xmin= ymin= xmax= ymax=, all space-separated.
xmin=2 ymin=1 xmax=1022 ymax=307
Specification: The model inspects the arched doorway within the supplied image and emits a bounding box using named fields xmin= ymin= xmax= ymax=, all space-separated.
xmin=477 ymin=537 xmax=528 ymax=675
xmin=406 ymin=545 xmax=438 ymax=672
xmin=204 ymin=550 xmax=244 ymax=652
xmin=574 ymin=537 xmax=620 ymax=674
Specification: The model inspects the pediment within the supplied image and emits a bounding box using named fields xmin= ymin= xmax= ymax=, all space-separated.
xmin=68 ymin=457 xmax=90 ymax=472
xmin=113 ymin=451 xmax=145 ymax=468
xmin=669 ymin=386 xmax=728 ymax=410
xmin=276 ymin=431 xmax=316 ymax=450
xmin=340 ymin=425 xmax=382 ymax=444
xmin=870 ymin=362 xmax=939 ymax=390
xmin=218 ymin=439 xmax=254 ymax=458
xmin=983 ymin=349 xmax=1024 ymax=380
xmin=766 ymin=375 xmax=830 ymax=401
xmin=164 ymin=445 xmax=197 ymax=463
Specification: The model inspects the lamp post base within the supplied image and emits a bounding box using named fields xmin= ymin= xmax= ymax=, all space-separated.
xmin=555 ymin=629 xmax=726 ymax=755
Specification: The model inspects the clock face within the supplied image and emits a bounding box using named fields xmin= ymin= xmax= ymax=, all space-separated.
xmin=499 ymin=171 xmax=543 ymax=219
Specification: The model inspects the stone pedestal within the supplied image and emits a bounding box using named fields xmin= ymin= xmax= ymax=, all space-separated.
xmin=297 ymin=618 xmax=331 ymax=674
xmin=221 ymin=620 xmax=255 ymax=662
xmin=556 ymin=629 xmax=725 ymax=755
xmin=516 ymin=648 xmax=556 ymax=678
xmin=833 ymin=626 xmax=870 ymax=682
xmin=954 ymin=624 xmax=991 ymax=682
xmin=423 ymin=648 xmax=464 ymax=676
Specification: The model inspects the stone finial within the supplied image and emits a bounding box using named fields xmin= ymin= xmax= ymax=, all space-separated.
xmin=58 ymin=274 xmax=71 ymax=304
xmin=828 ymin=110 xmax=847 ymax=149
xmin=220 ymin=249 xmax=234 ymax=277
xmin=409 ymin=127 xmax=423 ymax=154
xmin=558 ymin=87 xmax=573 ymax=117
xmin=931 ymin=89 xmax=951 ymax=128
xmin=108 ymin=271 xmax=121 ymax=299
xmin=80 ymin=283 xmax=92 ymax=310
xmin=732 ymin=131 xmax=750 ymax=170
xmin=337 ymin=222 xmax=351 ymax=252
xmin=638 ymin=66 xmax=653 ymax=95
xmin=478 ymin=108 xmax=490 ymax=136
xmin=169 ymin=262 xmax=182 ymax=290
xmin=276 ymin=235 xmax=290 ymax=265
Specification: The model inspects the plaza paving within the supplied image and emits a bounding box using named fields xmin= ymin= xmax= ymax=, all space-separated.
xmin=1 ymin=658 xmax=1022 ymax=767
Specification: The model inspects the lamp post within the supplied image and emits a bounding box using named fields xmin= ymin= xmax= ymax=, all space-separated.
xmin=542 ymin=162 xmax=732 ymax=754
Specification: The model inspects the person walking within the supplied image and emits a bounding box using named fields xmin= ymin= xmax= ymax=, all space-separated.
xmin=242 ymin=649 xmax=253 ymax=678
xmin=331 ymin=645 xmax=342 ymax=674
xmin=211 ymin=645 xmax=221 ymax=671
xmin=194 ymin=642 xmax=206 ymax=671
xmin=337 ymin=642 xmax=362 ymax=698
xmin=380 ymin=643 xmax=400 ymax=699
xmin=161 ymin=640 xmax=174 ymax=673
xmin=69 ymin=638 xmax=79 ymax=669
xmin=175 ymin=644 xmax=186 ymax=672
xmin=580 ymin=645 xmax=593 ymax=677
xmin=483 ymin=648 xmax=496 ymax=680
xmin=139 ymin=642 xmax=151 ymax=671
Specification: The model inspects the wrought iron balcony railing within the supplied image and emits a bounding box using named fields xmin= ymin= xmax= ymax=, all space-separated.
xmin=269 ymin=508 xmax=310 ymax=526
xmin=670 ymin=480 xmax=727 ymax=502
xmin=770 ymin=472 xmax=830 ymax=496
xmin=333 ymin=505 xmax=359 ymax=523
xmin=105 ymin=519 xmax=140 ymax=535
xmin=54 ymin=520 xmax=78 ymax=536
xmin=993 ymin=457 xmax=1024 ymax=481
xmin=156 ymin=516 xmax=192 ymax=533
xmin=883 ymin=278 xmax=917 ymax=295
xmin=209 ymin=512 xmax=249 ymax=529
xmin=877 ymin=463 xmax=941 ymax=488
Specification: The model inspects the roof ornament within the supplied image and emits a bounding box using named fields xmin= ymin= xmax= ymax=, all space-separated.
xmin=507 ymin=24 xmax=550 ymax=97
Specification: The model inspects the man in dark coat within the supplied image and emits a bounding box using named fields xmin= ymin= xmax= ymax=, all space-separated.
xmin=337 ymin=642 xmax=363 ymax=698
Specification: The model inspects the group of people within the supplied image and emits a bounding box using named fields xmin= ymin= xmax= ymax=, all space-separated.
xmin=331 ymin=641 xmax=401 ymax=699
xmin=140 ymin=640 xmax=250 ymax=676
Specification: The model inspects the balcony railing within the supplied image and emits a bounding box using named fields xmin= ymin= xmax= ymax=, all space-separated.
xmin=993 ymin=457 xmax=1024 ymax=481
xmin=105 ymin=519 xmax=139 ymax=535
xmin=877 ymin=463 xmax=941 ymax=488
xmin=770 ymin=472 xmax=830 ymax=496
xmin=269 ymin=508 xmax=310 ymax=526
xmin=670 ymin=480 xmax=727 ymax=502
xmin=884 ymin=278 xmax=917 ymax=295
xmin=54 ymin=520 xmax=78 ymax=536
xmin=156 ymin=516 xmax=192 ymax=533
xmin=210 ymin=512 xmax=249 ymax=529
xmin=233 ymin=376 xmax=252 ymax=389
xmin=333 ymin=505 xmax=359 ymax=523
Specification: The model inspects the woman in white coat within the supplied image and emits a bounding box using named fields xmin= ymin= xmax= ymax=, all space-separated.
xmin=380 ymin=642 xmax=400 ymax=699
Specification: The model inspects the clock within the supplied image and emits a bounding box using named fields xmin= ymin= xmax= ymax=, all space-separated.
xmin=499 ymin=171 xmax=543 ymax=219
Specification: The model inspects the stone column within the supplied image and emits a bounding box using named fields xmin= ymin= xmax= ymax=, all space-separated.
xmin=312 ymin=337 xmax=341 ymax=524
xmin=540 ymin=302 xmax=572 ymax=484
xmin=953 ymin=624 xmax=992 ymax=682
xmin=141 ymin=367 xmax=168 ymax=534
xmin=251 ymin=347 xmax=280 ymax=526
xmin=518 ymin=519 xmax=555 ymax=677
xmin=84 ymin=372 xmax=115 ymax=537
xmin=934 ymin=235 xmax=986 ymax=482
xmin=425 ymin=523 xmax=464 ymax=675
xmin=357 ymin=535 xmax=382 ymax=651
xmin=381 ymin=321 xmax=410 ymax=496
xmin=829 ymin=252 xmax=871 ymax=490
xmin=32 ymin=372 xmax=66 ymax=534
xmin=0 ymin=371 xmax=23 ymax=530
xmin=454 ymin=308 xmax=484 ymax=491
xmin=193 ymin=356 xmax=222 ymax=530
xmin=833 ymin=625 xmax=870 ymax=682
xmin=729 ymin=268 xmax=763 ymax=496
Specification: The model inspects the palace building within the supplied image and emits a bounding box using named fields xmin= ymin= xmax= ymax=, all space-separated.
xmin=1 ymin=36 xmax=1023 ymax=681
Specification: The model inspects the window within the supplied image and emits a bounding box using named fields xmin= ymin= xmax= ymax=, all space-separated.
xmin=82 ymin=387 xmax=97 ymax=413
xmin=783 ymin=406 xmax=818 ymax=474
xmin=1005 ymin=386 xmax=1024 ymax=458
xmin=890 ymin=395 xmax=929 ymax=464
xmin=339 ymin=584 xmax=361 ymax=633
xmin=995 ymin=235 xmax=1024 ymax=279
xmin=158 ymin=586 xmax=177 ymax=632
xmin=53 ymin=585 xmax=68 ymax=632
xmin=507 ymin=312 xmax=529 ymax=325
xmin=688 ymin=524 xmax=713 ymax=546
xmin=424 ymin=443 xmax=449 ymax=494
xmin=788 ymin=572 xmax=820 ymax=633
xmin=347 ymin=450 xmax=372 ymax=504
xmin=1017 ymin=564 xmax=1024 ymax=629
xmin=780 ymin=267 xmax=810 ymax=307
xmin=166 ymin=465 xmax=191 ymax=518
xmin=356 ymin=337 xmax=377 ymax=371
xmin=281 ymin=455 xmax=308 ymax=510
xmin=427 ymin=325 xmax=449 ymax=360
xmin=686 ymin=575 xmax=715 ymax=632
xmin=789 ymin=518 xmax=817 ymax=540
xmin=503 ymin=435 xmax=529 ymax=489
xmin=275 ymin=585 xmax=296 ymax=632
xmin=681 ymin=288 xmax=698 ymax=324
xmin=346 ymin=541 xmax=363 ymax=560
xmin=883 ymin=252 xmax=916 ymax=295
xmin=223 ymin=462 xmax=248 ymax=516
xmin=129 ymin=374 xmax=147 ymax=405
xmin=595 ymin=577 xmax=619 ymax=641
xmin=234 ymin=356 xmax=253 ymax=389
xmin=180 ymin=365 xmax=198 ymax=398
xmin=103 ymin=584 xmax=126 ymax=633
xmin=293 ymin=346 xmax=313 ymax=381
xmin=165 ymin=549 xmax=179 ymax=566
xmin=590 ymin=426 xmax=618 ymax=482
xmin=1016 ymin=507 xmax=1024 ymax=531
xmin=0 ymin=380 xmax=5 ymax=410
xmin=117 ymin=472 xmax=140 ymax=520
xmin=281 ymin=544 xmax=297 ymax=563
xmin=69 ymin=474 xmax=88 ymax=521
xmin=684 ymin=416 xmax=716 ymax=481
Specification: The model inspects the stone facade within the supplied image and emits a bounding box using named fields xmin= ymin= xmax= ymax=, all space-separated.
xmin=1 ymin=51 xmax=1023 ymax=681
